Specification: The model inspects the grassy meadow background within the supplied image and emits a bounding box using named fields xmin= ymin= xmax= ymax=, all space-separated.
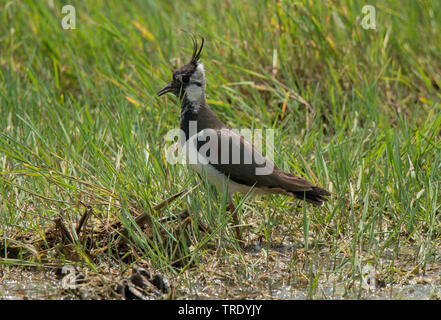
xmin=0 ymin=0 xmax=440 ymax=299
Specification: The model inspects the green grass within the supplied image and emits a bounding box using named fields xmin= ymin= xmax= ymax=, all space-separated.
xmin=1 ymin=0 xmax=440 ymax=299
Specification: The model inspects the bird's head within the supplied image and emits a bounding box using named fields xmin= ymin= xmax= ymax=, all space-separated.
xmin=157 ymin=37 xmax=206 ymax=103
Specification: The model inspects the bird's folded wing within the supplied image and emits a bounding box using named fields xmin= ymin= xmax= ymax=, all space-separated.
xmin=190 ymin=128 xmax=315 ymax=192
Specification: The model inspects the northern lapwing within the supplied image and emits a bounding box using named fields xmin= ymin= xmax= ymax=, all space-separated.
xmin=157 ymin=37 xmax=330 ymax=240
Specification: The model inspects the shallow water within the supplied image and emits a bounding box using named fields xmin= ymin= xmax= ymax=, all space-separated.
xmin=1 ymin=271 xmax=439 ymax=300
xmin=270 ymin=281 xmax=441 ymax=300
xmin=1 ymin=252 xmax=440 ymax=300
xmin=268 ymin=263 xmax=441 ymax=300
xmin=0 ymin=269 xmax=61 ymax=300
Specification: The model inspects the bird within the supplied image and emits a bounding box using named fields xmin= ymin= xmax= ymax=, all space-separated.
xmin=157 ymin=37 xmax=330 ymax=240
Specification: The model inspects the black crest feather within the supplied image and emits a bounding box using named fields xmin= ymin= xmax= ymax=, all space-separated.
xmin=190 ymin=36 xmax=204 ymax=65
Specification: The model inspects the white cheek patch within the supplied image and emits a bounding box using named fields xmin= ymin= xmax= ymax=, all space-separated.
xmin=192 ymin=64 xmax=205 ymax=80
xmin=185 ymin=84 xmax=203 ymax=103
xmin=185 ymin=64 xmax=205 ymax=104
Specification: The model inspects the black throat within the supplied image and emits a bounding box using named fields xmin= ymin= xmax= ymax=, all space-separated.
xmin=180 ymin=96 xmax=199 ymax=142
xmin=179 ymin=95 xmax=227 ymax=144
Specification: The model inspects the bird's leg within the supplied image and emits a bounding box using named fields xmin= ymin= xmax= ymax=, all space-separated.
xmin=228 ymin=195 xmax=242 ymax=240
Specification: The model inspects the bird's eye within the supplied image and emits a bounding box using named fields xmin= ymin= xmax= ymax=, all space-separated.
xmin=182 ymin=75 xmax=190 ymax=83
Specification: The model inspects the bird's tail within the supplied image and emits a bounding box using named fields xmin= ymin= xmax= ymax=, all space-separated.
xmin=270 ymin=170 xmax=331 ymax=206
xmin=292 ymin=186 xmax=330 ymax=206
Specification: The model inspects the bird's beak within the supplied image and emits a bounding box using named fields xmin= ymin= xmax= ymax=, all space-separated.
xmin=157 ymin=84 xmax=174 ymax=96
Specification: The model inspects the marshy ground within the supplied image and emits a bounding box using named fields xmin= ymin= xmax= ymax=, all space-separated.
xmin=1 ymin=0 xmax=440 ymax=299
